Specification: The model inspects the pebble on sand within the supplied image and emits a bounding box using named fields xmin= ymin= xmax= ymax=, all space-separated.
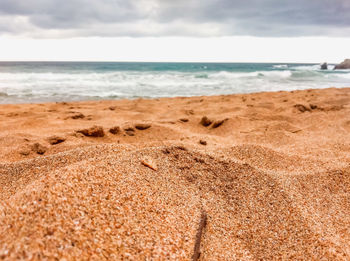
xmin=109 ymin=126 xmax=120 ymax=135
xmin=77 ymin=126 xmax=105 ymax=137
xmin=199 ymin=140 xmax=207 ymax=145
xmin=135 ymin=123 xmax=151 ymax=130
xmin=200 ymin=116 xmax=212 ymax=127
xmin=47 ymin=136 xmax=66 ymax=145
xmin=212 ymin=119 xmax=227 ymax=128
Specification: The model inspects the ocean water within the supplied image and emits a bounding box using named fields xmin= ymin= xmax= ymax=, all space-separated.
xmin=0 ymin=62 xmax=349 ymax=104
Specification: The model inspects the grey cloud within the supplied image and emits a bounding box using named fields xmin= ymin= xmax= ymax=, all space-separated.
xmin=0 ymin=0 xmax=349 ymax=37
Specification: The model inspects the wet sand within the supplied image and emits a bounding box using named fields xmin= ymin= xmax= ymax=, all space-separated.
xmin=1 ymin=87 xmax=350 ymax=260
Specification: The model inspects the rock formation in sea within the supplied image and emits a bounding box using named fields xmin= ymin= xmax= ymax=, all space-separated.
xmin=334 ymin=59 xmax=350 ymax=70
xmin=320 ymin=62 xmax=328 ymax=70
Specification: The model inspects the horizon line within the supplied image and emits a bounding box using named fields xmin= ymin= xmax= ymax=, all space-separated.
xmin=0 ymin=60 xmax=331 ymax=64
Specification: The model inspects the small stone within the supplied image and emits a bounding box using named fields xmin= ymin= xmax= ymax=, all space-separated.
xmin=109 ymin=126 xmax=120 ymax=135
xmin=31 ymin=143 xmax=47 ymax=155
xmin=199 ymin=140 xmax=207 ymax=145
xmin=135 ymin=123 xmax=151 ymax=130
xmin=212 ymin=119 xmax=227 ymax=128
xmin=180 ymin=118 xmax=189 ymax=122
xmin=200 ymin=116 xmax=212 ymax=127
xmin=77 ymin=126 xmax=105 ymax=137
xmin=47 ymin=136 xmax=66 ymax=145
xmin=109 ymin=106 xmax=117 ymax=111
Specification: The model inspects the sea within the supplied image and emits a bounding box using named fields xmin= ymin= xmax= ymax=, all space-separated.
xmin=0 ymin=62 xmax=349 ymax=104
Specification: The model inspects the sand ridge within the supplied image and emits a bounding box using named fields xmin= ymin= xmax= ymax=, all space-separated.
xmin=1 ymin=87 xmax=350 ymax=260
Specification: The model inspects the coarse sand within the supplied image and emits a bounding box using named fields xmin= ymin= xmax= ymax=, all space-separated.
xmin=1 ymin=87 xmax=350 ymax=260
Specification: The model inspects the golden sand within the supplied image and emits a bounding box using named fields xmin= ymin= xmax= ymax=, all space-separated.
xmin=0 ymin=87 xmax=350 ymax=260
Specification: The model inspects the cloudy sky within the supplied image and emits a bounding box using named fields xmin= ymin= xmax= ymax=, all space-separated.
xmin=1 ymin=0 xmax=349 ymax=62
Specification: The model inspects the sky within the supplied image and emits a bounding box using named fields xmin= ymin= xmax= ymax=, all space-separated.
xmin=0 ymin=0 xmax=349 ymax=62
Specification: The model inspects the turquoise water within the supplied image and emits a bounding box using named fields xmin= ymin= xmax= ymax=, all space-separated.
xmin=0 ymin=62 xmax=349 ymax=103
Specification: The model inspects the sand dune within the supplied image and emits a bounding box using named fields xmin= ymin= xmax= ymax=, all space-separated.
xmin=1 ymin=87 xmax=350 ymax=260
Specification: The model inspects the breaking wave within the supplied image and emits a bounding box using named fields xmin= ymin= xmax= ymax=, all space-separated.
xmin=0 ymin=62 xmax=349 ymax=103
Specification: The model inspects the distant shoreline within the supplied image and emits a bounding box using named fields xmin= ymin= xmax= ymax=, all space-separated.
xmin=0 ymin=86 xmax=348 ymax=106
xmin=1 ymin=62 xmax=349 ymax=104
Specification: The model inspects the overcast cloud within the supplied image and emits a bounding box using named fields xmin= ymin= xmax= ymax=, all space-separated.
xmin=0 ymin=0 xmax=349 ymax=38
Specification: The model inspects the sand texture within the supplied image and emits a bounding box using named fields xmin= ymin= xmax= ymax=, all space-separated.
xmin=1 ymin=87 xmax=350 ymax=260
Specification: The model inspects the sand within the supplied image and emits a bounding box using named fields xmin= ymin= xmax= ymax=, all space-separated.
xmin=0 ymin=87 xmax=350 ymax=260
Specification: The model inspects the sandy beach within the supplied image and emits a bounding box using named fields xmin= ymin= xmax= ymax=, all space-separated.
xmin=1 ymin=87 xmax=350 ymax=260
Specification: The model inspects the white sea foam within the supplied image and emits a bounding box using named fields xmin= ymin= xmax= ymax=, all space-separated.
xmin=289 ymin=64 xmax=338 ymax=71
xmin=0 ymin=66 xmax=349 ymax=103
xmin=258 ymin=70 xmax=292 ymax=78
xmin=273 ymin=64 xmax=288 ymax=68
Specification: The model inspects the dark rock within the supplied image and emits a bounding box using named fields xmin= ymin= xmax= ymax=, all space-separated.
xmin=199 ymin=140 xmax=207 ymax=145
xmin=77 ymin=126 xmax=105 ymax=137
xmin=334 ymin=59 xmax=350 ymax=70
xmin=320 ymin=62 xmax=328 ymax=70
xmin=109 ymin=126 xmax=120 ymax=135
xmin=47 ymin=136 xmax=66 ymax=145
xmin=180 ymin=118 xmax=189 ymax=122
xmin=212 ymin=119 xmax=228 ymax=128
xmin=200 ymin=116 xmax=212 ymax=127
